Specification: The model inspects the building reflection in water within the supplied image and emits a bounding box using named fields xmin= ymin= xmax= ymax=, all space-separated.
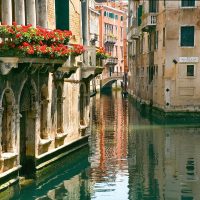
xmin=89 ymin=91 xmax=129 ymax=199
xmin=128 ymin=99 xmax=200 ymax=200
xmin=17 ymin=91 xmax=200 ymax=200
xmin=15 ymin=146 xmax=90 ymax=200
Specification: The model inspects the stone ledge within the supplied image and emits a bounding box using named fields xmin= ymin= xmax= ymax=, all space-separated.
xmin=39 ymin=138 xmax=53 ymax=146
xmin=55 ymin=132 xmax=68 ymax=140
xmin=79 ymin=124 xmax=88 ymax=130
xmin=36 ymin=135 xmax=90 ymax=170
xmin=0 ymin=153 xmax=17 ymax=161
xmin=0 ymin=165 xmax=21 ymax=179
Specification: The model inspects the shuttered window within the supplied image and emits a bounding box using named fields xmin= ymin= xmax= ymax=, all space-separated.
xmin=181 ymin=0 xmax=195 ymax=7
xmin=137 ymin=5 xmax=142 ymax=26
xmin=109 ymin=12 xmax=114 ymax=19
xmin=55 ymin=0 xmax=69 ymax=30
xmin=180 ymin=26 xmax=194 ymax=47
xmin=149 ymin=0 xmax=157 ymax=13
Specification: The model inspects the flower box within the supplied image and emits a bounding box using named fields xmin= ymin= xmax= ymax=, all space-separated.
xmin=0 ymin=24 xmax=85 ymax=61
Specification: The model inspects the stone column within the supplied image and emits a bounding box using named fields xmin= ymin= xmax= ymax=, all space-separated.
xmin=36 ymin=0 xmax=48 ymax=28
xmin=14 ymin=105 xmax=21 ymax=165
xmin=26 ymin=0 xmax=36 ymax=27
xmin=15 ymin=0 xmax=25 ymax=25
xmin=2 ymin=0 xmax=12 ymax=25
xmin=0 ymin=108 xmax=4 ymax=158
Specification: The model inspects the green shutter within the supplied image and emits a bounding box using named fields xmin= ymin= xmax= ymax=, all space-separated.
xmin=55 ymin=0 xmax=69 ymax=30
xmin=181 ymin=26 xmax=194 ymax=47
xmin=137 ymin=5 xmax=143 ymax=26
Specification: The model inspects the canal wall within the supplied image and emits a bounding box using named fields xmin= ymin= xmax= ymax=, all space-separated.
xmin=128 ymin=94 xmax=200 ymax=124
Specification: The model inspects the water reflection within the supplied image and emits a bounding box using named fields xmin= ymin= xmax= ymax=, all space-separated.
xmin=17 ymin=91 xmax=200 ymax=200
xmin=89 ymin=92 xmax=129 ymax=200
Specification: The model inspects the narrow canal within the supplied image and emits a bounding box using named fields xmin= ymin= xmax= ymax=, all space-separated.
xmin=14 ymin=91 xmax=200 ymax=200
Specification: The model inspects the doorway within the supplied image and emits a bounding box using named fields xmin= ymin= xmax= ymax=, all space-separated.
xmin=19 ymin=81 xmax=37 ymax=176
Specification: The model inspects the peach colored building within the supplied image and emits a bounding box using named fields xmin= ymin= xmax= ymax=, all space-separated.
xmin=95 ymin=1 xmax=127 ymax=78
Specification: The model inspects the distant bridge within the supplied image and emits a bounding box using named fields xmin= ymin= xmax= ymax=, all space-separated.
xmin=101 ymin=72 xmax=124 ymax=90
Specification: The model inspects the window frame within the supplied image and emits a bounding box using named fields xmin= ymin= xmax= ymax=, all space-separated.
xmin=186 ymin=64 xmax=195 ymax=77
xmin=180 ymin=0 xmax=196 ymax=8
xmin=180 ymin=25 xmax=195 ymax=48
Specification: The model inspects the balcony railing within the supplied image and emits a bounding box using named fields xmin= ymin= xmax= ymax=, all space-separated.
xmin=141 ymin=13 xmax=157 ymax=32
xmin=128 ymin=27 xmax=139 ymax=40
xmin=105 ymin=57 xmax=118 ymax=65
xmin=104 ymin=34 xmax=117 ymax=45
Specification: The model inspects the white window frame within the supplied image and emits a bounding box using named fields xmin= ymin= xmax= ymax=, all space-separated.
xmin=186 ymin=64 xmax=196 ymax=78
xmin=180 ymin=0 xmax=196 ymax=8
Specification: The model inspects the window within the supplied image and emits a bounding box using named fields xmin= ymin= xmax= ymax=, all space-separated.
xmin=115 ymin=46 xmax=118 ymax=56
xmin=187 ymin=65 xmax=194 ymax=76
xmin=181 ymin=0 xmax=195 ymax=7
xmin=137 ymin=5 xmax=143 ymax=26
xmin=149 ymin=0 xmax=157 ymax=13
xmin=12 ymin=0 xmax=15 ymax=22
xmin=109 ymin=12 xmax=114 ymax=19
xmin=121 ymin=46 xmax=123 ymax=57
xmin=163 ymin=28 xmax=165 ymax=47
xmin=154 ymin=31 xmax=158 ymax=49
xmin=120 ymin=27 xmax=123 ymax=41
xmin=57 ymin=87 xmax=63 ymax=133
xmin=2 ymin=89 xmax=15 ymax=153
xmin=104 ymin=11 xmax=107 ymax=16
xmin=148 ymin=34 xmax=151 ymax=52
xmin=121 ymin=16 xmax=123 ymax=21
xmin=40 ymin=85 xmax=49 ymax=139
xmin=115 ymin=15 xmax=118 ymax=20
xmin=55 ymin=0 xmax=69 ymax=30
xmin=180 ymin=26 xmax=194 ymax=47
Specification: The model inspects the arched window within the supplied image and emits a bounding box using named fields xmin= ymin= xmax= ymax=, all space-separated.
xmin=57 ymin=87 xmax=63 ymax=133
xmin=1 ymin=89 xmax=15 ymax=153
xmin=40 ymin=85 xmax=48 ymax=139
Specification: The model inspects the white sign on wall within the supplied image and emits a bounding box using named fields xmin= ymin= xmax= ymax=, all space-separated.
xmin=178 ymin=57 xmax=199 ymax=63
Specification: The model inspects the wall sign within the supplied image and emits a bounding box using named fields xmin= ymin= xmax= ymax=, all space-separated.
xmin=178 ymin=57 xmax=199 ymax=63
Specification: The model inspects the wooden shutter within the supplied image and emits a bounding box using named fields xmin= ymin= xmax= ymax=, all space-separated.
xmin=137 ymin=5 xmax=142 ymax=26
xmin=181 ymin=26 xmax=194 ymax=47
xmin=55 ymin=0 xmax=69 ymax=30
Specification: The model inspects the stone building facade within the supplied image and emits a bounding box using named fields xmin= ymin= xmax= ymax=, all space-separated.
xmin=96 ymin=1 xmax=127 ymax=79
xmin=128 ymin=0 xmax=200 ymax=119
xmin=0 ymin=0 xmax=101 ymax=195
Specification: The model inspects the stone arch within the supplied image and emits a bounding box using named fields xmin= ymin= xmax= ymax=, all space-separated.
xmin=18 ymin=78 xmax=38 ymax=108
xmin=57 ymin=85 xmax=63 ymax=133
xmin=80 ymin=83 xmax=87 ymax=125
xmin=1 ymin=88 xmax=16 ymax=153
xmin=19 ymin=79 xmax=38 ymax=174
xmin=40 ymin=84 xmax=49 ymax=139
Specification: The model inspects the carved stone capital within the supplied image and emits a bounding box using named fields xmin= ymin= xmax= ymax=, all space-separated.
xmin=0 ymin=57 xmax=19 ymax=75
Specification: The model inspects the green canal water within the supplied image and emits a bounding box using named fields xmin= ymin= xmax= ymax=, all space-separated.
xmin=14 ymin=91 xmax=200 ymax=200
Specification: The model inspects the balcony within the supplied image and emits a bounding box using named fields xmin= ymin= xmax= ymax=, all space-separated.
xmin=105 ymin=57 xmax=118 ymax=65
xmin=128 ymin=27 xmax=140 ymax=40
xmin=81 ymin=46 xmax=104 ymax=80
xmin=141 ymin=13 xmax=157 ymax=32
xmin=104 ymin=34 xmax=117 ymax=45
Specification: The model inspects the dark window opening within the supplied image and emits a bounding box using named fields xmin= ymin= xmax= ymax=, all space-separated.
xmin=187 ymin=65 xmax=194 ymax=76
xmin=181 ymin=0 xmax=195 ymax=7
xmin=137 ymin=5 xmax=142 ymax=26
xmin=55 ymin=0 xmax=69 ymax=30
xmin=181 ymin=26 xmax=194 ymax=47
xmin=149 ymin=0 xmax=157 ymax=13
